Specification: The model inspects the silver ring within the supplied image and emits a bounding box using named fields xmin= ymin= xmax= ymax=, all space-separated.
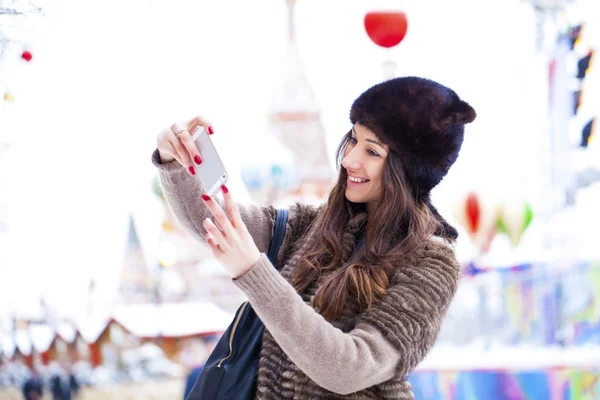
xmin=175 ymin=129 xmax=185 ymax=139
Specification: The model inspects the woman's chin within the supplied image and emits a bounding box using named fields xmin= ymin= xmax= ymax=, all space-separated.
xmin=344 ymin=190 xmax=365 ymax=204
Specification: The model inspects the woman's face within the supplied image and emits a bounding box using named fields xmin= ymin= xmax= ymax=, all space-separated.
xmin=341 ymin=124 xmax=389 ymax=207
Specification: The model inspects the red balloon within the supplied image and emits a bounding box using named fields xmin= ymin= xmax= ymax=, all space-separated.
xmin=364 ymin=11 xmax=408 ymax=48
xmin=21 ymin=51 xmax=33 ymax=62
xmin=465 ymin=193 xmax=480 ymax=234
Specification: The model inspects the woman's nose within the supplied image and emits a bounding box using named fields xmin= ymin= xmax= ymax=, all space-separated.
xmin=342 ymin=151 xmax=361 ymax=171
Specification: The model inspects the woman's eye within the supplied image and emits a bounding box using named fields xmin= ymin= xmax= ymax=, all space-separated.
xmin=368 ymin=149 xmax=380 ymax=157
xmin=350 ymin=137 xmax=358 ymax=145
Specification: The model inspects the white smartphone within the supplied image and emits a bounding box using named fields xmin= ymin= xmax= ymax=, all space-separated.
xmin=192 ymin=126 xmax=228 ymax=196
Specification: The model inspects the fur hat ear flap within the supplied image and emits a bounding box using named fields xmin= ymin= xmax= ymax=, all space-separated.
xmin=444 ymin=100 xmax=477 ymax=127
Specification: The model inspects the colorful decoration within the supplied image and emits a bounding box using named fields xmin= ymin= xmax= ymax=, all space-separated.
xmin=454 ymin=192 xmax=480 ymax=236
xmin=465 ymin=193 xmax=480 ymax=234
xmin=454 ymin=192 xmax=500 ymax=254
xmin=409 ymin=368 xmax=600 ymax=400
xmin=581 ymin=118 xmax=596 ymax=148
xmin=567 ymin=21 xmax=595 ymax=152
xmin=21 ymin=50 xmax=33 ymax=62
xmin=364 ymin=11 xmax=408 ymax=48
xmin=461 ymin=260 xmax=600 ymax=346
xmin=455 ymin=193 xmax=534 ymax=251
xmin=497 ymin=200 xmax=534 ymax=247
xmin=560 ymin=261 xmax=600 ymax=345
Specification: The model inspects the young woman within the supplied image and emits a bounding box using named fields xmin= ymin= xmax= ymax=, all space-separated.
xmin=152 ymin=77 xmax=476 ymax=399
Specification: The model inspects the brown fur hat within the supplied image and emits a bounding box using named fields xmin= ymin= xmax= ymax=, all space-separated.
xmin=350 ymin=76 xmax=476 ymax=202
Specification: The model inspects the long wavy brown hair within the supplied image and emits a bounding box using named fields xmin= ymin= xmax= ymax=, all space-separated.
xmin=291 ymin=129 xmax=451 ymax=321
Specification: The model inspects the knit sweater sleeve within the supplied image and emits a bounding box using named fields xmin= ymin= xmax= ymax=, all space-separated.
xmin=151 ymin=149 xmax=276 ymax=253
xmin=232 ymin=255 xmax=402 ymax=395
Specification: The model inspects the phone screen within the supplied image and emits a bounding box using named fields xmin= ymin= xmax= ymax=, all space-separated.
xmin=193 ymin=126 xmax=228 ymax=196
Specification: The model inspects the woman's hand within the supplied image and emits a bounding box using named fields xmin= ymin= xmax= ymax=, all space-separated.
xmin=156 ymin=114 xmax=215 ymax=175
xmin=202 ymin=185 xmax=262 ymax=279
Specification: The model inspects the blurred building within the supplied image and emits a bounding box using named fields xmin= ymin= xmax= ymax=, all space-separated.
xmin=115 ymin=199 xmax=242 ymax=312
xmin=117 ymin=215 xmax=154 ymax=305
xmin=246 ymin=0 xmax=335 ymax=205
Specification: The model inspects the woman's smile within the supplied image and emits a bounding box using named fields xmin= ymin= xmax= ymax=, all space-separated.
xmin=347 ymin=174 xmax=370 ymax=186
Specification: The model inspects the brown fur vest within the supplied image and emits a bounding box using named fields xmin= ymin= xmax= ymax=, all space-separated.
xmin=255 ymin=204 xmax=460 ymax=399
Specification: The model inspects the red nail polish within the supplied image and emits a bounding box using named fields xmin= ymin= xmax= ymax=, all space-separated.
xmin=221 ymin=185 xmax=228 ymax=194
xmin=188 ymin=166 xmax=196 ymax=175
xmin=208 ymin=126 xmax=214 ymax=135
xmin=202 ymin=194 xmax=210 ymax=201
xmin=194 ymin=155 xmax=202 ymax=165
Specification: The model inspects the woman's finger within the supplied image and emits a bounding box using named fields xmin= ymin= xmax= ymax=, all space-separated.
xmin=205 ymin=232 xmax=223 ymax=256
xmin=203 ymin=218 xmax=228 ymax=249
xmin=201 ymin=194 xmax=237 ymax=239
xmin=169 ymin=125 xmax=194 ymax=174
xmin=163 ymin=141 xmax=184 ymax=166
xmin=173 ymin=124 xmax=202 ymax=166
xmin=220 ymin=185 xmax=244 ymax=230
xmin=168 ymin=133 xmax=190 ymax=167
xmin=185 ymin=115 xmax=214 ymax=136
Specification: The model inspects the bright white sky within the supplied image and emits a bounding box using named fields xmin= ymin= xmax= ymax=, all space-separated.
xmin=0 ymin=0 xmax=597 ymax=319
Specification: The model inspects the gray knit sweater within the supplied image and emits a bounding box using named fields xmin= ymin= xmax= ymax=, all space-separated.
xmin=152 ymin=149 xmax=460 ymax=399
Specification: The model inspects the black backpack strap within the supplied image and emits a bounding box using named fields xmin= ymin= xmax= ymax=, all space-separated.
xmin=266 ymin=208 xmax=288 ymax=268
